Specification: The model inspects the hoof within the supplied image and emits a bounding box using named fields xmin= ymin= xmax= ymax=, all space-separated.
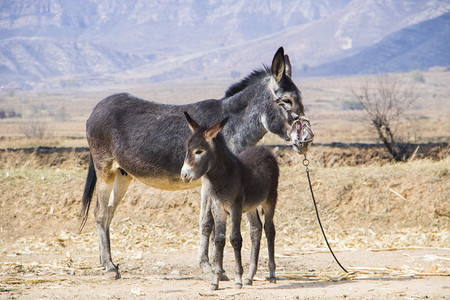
xmin=244 ymin=278 xmax=253 ymax=286
xmin=269 ymin=277 xmax=276 ymax=284
xmin=200 ymin=263 xmax=213 ymax=275
xmin=220 ymin=274 xmax=230 ymax=281
xmin=210 ymin=283 xmax=219 ymax=291
xmin=234 ymin=283 xmax=243 ymax=289
xmin=201 ymin=271 xmax=229 ymax=282
xmin=106 ymin=268 xmax=121 ymax=280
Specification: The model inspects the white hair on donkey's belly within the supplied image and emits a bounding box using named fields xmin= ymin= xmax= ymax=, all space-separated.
xmin=134 ymin=175 xmax=201 ymax=191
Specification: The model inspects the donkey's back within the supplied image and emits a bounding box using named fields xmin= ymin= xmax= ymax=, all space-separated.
xmin=86 ymin=92 xmax=221 ymax=189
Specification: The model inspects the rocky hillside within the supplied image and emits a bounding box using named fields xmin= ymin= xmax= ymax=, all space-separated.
xmin=1 ymin=0 xmax=449 ymax=87
xmin=307 ymin=12 xmax=450 ymax=75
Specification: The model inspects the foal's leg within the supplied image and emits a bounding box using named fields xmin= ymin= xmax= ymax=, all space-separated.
xmin=229 ymin=204 xmax=244 ymax=288
xmin=94 ymin=168 xmax=132 ymax=279
xmin=210 ymin=201 xmax=227 ymax=290
xmin=262 ymin=197 xmax=277 ymax=283
xmin=198 ymin=189 xmax=231 ymax=281
xmin=198 ymin=188 xmax=214 ymax=274
xmin=244 ymin=209 xmax=262 ymax=286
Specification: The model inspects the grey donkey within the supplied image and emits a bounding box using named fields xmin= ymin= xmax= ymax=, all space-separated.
xmin=181 ymin=112 xmax=279 ymax=290
xmin=80 ymin=47 xmax=312 ymax=280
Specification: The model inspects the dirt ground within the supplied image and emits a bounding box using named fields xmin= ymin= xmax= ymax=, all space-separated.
xmin=1 ymin=145 xmax=449 ymax=299
xmin=1 ymin=249 xmax=449 ymax=299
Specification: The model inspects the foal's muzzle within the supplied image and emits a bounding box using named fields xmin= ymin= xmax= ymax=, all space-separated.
xmin=180 ymin=163 xmax=194 ymax=183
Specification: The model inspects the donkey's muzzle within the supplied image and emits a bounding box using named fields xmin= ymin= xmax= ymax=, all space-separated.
xmin=293 ymin=139 xmax=312 ymax=154
xmin=291 ymin=117 xmax=314 ymax=155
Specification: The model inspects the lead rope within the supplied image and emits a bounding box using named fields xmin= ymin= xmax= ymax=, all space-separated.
xmin=302 ymin=154 xmax=348 ymax=273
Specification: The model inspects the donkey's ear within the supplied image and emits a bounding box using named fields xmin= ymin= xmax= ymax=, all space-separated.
xmin=204 ymin=117 xmax=229 ymax=140
xmin=271 ymin=47 xmax=285 ymax=83
xmin=284 ymin=54 xmax=292 ymax=77
xmin=184 ymin=111 xmax=199 ymax=133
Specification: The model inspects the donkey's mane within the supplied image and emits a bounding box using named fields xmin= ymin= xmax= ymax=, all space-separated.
xmin=224 ymin=65 xmax=271 ymax=98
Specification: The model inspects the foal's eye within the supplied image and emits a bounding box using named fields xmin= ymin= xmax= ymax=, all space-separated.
xmin=195 ymin=149 xmax=204 ymax=155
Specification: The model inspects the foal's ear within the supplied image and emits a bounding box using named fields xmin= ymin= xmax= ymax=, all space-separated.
xmin=204 ymin=117 xmax=229 ymax=140
xmin=184 ymin=111 xmax=199 ymax=133
xmin=284 ymin=54 xmax=292 ymax=77
xmin=271 ymin=47 xmax=285 ymax=83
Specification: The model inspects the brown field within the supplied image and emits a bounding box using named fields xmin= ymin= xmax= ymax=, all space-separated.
xmin=0 ymin=71 xmax=449 ymax=299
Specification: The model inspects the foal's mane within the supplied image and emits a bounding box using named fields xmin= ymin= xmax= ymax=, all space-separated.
xmin=224 ymin=66 xmax=271 ymax=98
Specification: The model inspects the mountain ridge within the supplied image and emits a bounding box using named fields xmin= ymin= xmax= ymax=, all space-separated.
xmin=306 ymin=12 xmax=450 ymax=75
xmin=1 ymin=0 xmax=449 ymax=87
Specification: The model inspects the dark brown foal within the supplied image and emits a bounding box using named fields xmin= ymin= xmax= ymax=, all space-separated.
xmin=181 ymin=112 xmax=279 ymax=290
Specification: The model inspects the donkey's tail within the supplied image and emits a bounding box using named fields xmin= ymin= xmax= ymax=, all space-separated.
xmin=79 ymin=153 xmax=97 ymax=233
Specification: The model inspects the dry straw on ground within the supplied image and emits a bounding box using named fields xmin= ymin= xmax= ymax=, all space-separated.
xmin=1 ymin=148 xmax=448 ymax=289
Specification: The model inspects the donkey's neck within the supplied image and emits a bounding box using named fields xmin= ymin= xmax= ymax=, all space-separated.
xmin=221 ymin=82 xmax=269 ymax=154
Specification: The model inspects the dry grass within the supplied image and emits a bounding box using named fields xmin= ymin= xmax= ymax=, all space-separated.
xmin=0 ymin=158 xmax=448 ymax=290
xmin=1 ymin=156 xmax=448 ymax=254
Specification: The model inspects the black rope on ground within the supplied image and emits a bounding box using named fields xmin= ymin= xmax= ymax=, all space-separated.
xmin=303 ymin=154 xmax=348 ymax=273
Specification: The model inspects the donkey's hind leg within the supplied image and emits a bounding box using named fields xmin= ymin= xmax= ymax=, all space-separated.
xmin=262 ymin=194 xmax=277 ymax=283
xmin=94 ymin=168 xmax=132 ymax=279
xmin=244 ymin=209 xmax=262 ymax=286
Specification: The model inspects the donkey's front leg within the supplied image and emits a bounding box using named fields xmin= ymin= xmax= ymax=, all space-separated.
xmin=244 ymin=209 xmax=262 ymax=286
xmin=230 ymin=204 xmax=244 ymax=289
xmin=210 ymin=202 xmax=227 ymax=290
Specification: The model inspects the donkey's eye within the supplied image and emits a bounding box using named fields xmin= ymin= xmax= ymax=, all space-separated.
xmin=195 ymin=149 xmax=204 ymax=155
xmin=282 ymin=99 xmax=293 ymax=106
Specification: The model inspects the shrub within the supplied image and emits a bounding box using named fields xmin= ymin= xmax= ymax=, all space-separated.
xmin=21 ymin=119 xmax=47 ymax=139
xmin=411 ymin=70 xmax=425 ymax=83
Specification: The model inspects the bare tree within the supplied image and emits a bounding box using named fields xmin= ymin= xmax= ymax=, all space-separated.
xmin=351 ymin=75 xmax=417 ymax=161
xmin=22 ymin=118 xmax=47 ymax=139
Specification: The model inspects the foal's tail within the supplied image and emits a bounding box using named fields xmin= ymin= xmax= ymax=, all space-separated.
xmin=79 ymin=153 xmax=97 ymax=233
